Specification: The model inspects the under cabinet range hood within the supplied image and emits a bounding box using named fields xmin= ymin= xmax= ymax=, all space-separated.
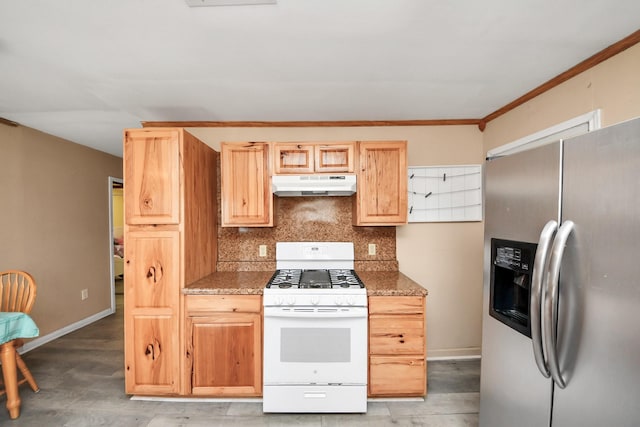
xmin=272 ymin=174 xmax=356 ymax=196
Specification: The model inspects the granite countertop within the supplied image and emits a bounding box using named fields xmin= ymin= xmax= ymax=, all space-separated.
xmin=357 ymin=271 xmax=428 ymax=297
xmin=183 ymin=271 xmax=273 ymax=295
xmin=184 ymin=270 xmax=427 ymax=297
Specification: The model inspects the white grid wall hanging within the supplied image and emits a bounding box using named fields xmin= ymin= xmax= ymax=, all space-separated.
xmin=408 ymin=165 xmax=483 ymax=222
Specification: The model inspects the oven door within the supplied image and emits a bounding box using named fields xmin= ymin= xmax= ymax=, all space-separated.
xmin=263 ymin=306 xmax=368 ymax=385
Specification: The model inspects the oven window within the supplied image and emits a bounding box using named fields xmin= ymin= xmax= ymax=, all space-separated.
xmin=281 ymin=328 xmax=351 ymax=363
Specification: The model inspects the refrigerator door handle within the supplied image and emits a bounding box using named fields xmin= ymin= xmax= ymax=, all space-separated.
xmin=531 ymin=220 xmax=557 ymax=378
xmin=544 ymin=220 xmax=575 ymax=389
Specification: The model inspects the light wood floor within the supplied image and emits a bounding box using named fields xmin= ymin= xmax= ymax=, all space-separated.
xmin=2 ymin=295 xmax=480 ymax=426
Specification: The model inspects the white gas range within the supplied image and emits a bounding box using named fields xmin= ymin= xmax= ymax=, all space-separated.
xmin=263 ymin=242 xmax=368 ymax=413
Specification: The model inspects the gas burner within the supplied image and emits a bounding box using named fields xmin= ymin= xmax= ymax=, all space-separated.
xmin=268 ymin=269 xmax=301 ymax=288
xmin=329 ymin=269 xmax=364 ymax=288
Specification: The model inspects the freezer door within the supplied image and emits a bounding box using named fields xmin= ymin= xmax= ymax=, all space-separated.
xmin=480 ymin=142 xmax=560 ymax=427
xmin=552 ymin=117 xmax=640 ymax=426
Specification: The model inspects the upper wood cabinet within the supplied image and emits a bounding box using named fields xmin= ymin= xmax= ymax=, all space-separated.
xmin=353 ymin=141 xmax=408 ymax=226
xmin=125 ymin=129 xmax=181 ymax=225
xmin=273 ymin=143 xmax=314 ymax=173
xmin=315 ymin=143 xmax=355 ymax=172
xmin=221 ymin=142 xmax=273 ymax=227
xmin=273 ymin=142 xmax=355 ymax=174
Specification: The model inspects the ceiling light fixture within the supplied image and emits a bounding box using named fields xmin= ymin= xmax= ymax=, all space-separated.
xmin=185 ymin=0 xmax=276 ymax=6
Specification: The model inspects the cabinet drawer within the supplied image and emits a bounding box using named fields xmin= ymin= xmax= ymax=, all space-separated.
xmin=368 ymin=296 xmax=424 ymax=314
xmin=369 ymin=315 xmax=425 ymax=355
xmin=369 ymin=356 xmax=426 ymax=396
xmin=186 ymin=295 xmax=262 ymax=314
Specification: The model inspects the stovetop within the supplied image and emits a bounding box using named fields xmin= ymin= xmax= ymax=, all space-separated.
xmin=266 ymin=269 xmax=364 ymax=290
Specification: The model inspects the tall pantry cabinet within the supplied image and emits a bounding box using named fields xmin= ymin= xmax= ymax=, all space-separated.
xmin=123 ymin=128 xmax=218 ymax=395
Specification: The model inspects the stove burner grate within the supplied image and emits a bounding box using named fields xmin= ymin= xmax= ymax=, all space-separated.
xmin=267 ymin=269 xmax=364 ymax=289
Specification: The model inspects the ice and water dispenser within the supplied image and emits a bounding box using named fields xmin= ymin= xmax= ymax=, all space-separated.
xmin=489 ymin=239 xmax=537 ymax=337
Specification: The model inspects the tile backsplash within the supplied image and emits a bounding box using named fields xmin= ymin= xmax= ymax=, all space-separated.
xmin=217 ymin=196 xmax=398 ymax=271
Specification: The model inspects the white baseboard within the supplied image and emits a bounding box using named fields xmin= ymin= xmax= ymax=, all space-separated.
xmin=426 ymin=347 xmax=482 ymax=360
xmin=18 ymin=307 xmax=114 ymax=354
xmin=427 ymin=354 xmax=481 ymax=361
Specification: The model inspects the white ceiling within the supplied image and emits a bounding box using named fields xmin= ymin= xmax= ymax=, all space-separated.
xmin=1 ymin=1 xmax=639 ymax=157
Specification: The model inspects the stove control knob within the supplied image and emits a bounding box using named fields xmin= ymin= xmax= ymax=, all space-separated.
xmin=335 ymin=297 xmax=344 ymax=306
xmin=310 ymin=296 xmax=320 ymax=306
xmin=287 ymin=296 xmax=296 ymax=305
xmin=274 ymin=296 xmax=285 ymax=306
xmin=346 ymin=296 xmax=356 ymax=306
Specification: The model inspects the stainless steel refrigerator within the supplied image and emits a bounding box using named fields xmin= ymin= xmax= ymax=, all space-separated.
xmin=479 ymin=117 xmax=640 ymax=427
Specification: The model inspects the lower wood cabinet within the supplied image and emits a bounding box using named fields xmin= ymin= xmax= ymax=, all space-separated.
xmin=368 ymin=296 xmax=426 ymax=397
xmin=127 ymin=315 xmax=179 ymax=395
xmin=369 ymin=356 xmax=426 ymax=396
xmin=185 ymin=295 xmax=262 ymax=396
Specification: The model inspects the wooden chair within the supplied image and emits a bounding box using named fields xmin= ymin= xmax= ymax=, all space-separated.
xmin=0 ymin=270 xmax=40 ymax=419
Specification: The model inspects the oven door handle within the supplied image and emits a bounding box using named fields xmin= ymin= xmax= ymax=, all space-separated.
xmin=263 ymin=308 xmax=368 ymax=318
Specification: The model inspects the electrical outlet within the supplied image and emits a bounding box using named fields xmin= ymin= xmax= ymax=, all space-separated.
xmin=259 ymin=245 xmax=267 ymax=257
xmin=368 ymin=243 xmax=376 ymax=256
xmin=81 ymin=289 xmax=89 ymax=300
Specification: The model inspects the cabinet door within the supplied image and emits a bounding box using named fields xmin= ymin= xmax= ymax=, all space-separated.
xmin=369 ymin=356 xmax=426 ymax=396
xmin=221 ymin=142 xmax=273 ymax=227
xmin=125 ymin=231 xmax=180 ymax=310
xmin=315 ymin=143 xmax=355 ymax=172
xmin=273 ymin=143 xmax=314 ymax=174
xmin=187 ymin=313 xmax=262 ymax=396
xmin=126 ymin=315 xmax=179 ymax=395
xmin=124 ymin=129 xmax=181 ymax=225
xmin=124 ymin=230 xmax=180 ymax=394
xmin=354 ymin=141 xmax=408 ymax=225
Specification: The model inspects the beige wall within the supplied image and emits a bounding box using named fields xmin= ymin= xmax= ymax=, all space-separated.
xmin=190 ymin=125 xmax=485 ymax=358
xmin=0 ymin=124 xmax=123 ymax=337
xmin=484 ymin=43 xmax=640 ymax=152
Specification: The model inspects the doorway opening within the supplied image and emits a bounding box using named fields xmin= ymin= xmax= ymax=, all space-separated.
xmin=108 ymin=176 xmax=124 ymax=314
